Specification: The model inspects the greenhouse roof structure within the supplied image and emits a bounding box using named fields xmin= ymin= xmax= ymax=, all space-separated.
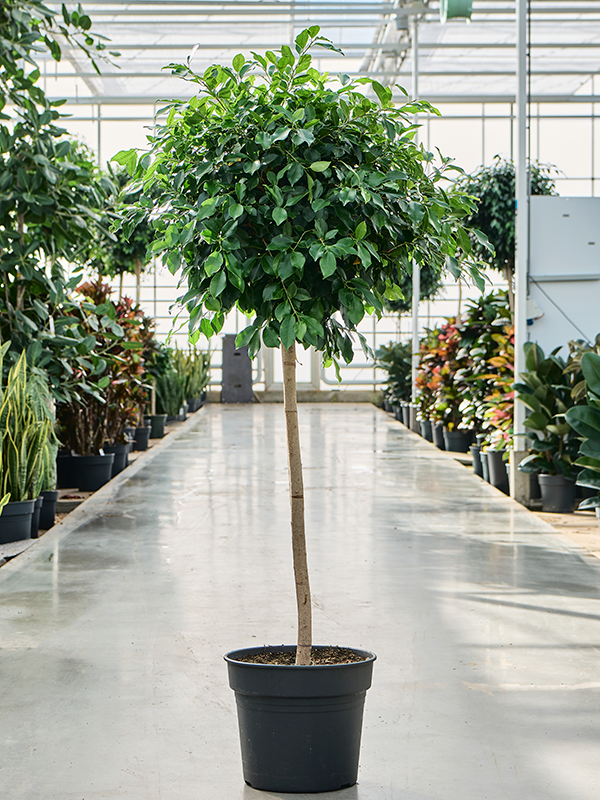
xmin=44 ymin=0 xmax=600 ymax=106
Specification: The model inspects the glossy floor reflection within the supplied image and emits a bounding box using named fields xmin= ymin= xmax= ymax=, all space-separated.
xmin=1 ymin=404 xmax=600 ymax=799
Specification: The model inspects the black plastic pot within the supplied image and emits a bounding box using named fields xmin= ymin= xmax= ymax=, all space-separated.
xmin=30 ymin=496 xmax=43 ymax=539
xmin=487 ymin=449 xmax=509 ymax=494
xmin=432 ymin=422 xmax=446 ymax=450
xmin=443 ymin=428 xmax=472 ymax=453
xmin=401 ymin=404 xmax=410 ymax=427
xmin=225 ymin=645 xmax=376 ymax=794
xmin=150 ymin=414 xmax=167 ymax=439
xmin=57 ymin=453 xmax=76 ymax=489
xmin=420 ymin=419 xmax=433 ymax=442
xmin=74 ymin=454 xmax=115 ymax=492
xmin=104 ymin=443 xmax=129 ymax=476
xmin=39 ymin=490 xmax=59 ymax=530
xmin=480 ymin=451 xmax=490 ymax=482
xmin=470 ymin=445 xmax=483 ymax=478
xmin=538 ymin=474 xmax=576 ymax=513
xmin=0 ymin=499 xmax=35 ymax=544
xmin=133 ymin=425 xmax=151 ymax=451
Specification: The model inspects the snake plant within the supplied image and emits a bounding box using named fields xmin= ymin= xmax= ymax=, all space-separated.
xmin=172 ymin=347 xmax=211 ymax=400
xmin=0 ymin=344 xmax=56 ymax=502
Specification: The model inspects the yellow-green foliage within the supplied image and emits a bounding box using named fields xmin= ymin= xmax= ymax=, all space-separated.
xmin=172 ymin=347 xmax=211 ymax=399
xmin=0 ymin=344 xmax=55 ymax=503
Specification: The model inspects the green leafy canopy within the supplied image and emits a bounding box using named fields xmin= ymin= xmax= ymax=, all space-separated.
xmin=115 ymin=27 xmax=488 ymax=364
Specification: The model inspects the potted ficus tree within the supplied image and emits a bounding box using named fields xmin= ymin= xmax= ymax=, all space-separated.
xmin=115 ymin=27 xmax=486 ymax=793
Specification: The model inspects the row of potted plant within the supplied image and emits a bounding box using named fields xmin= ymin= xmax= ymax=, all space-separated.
xmin=379 ymin=289 xmax=514 ymax=452
xmin=0 ymin=274 xmax=211 ymax=543
xmin=379 ymin=297 xmax=600 ymax=514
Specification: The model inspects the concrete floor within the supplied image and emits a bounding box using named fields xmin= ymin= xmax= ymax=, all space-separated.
xmin=1 ymin=403 xmax=600 ymax=800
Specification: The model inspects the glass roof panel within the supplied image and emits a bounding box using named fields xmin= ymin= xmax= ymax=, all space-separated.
xmin=42 ymin=0 xmax=600 ymax=104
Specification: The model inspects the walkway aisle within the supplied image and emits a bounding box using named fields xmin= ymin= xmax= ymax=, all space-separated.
xmin=1 ymin=404 xmax=600 ymax=799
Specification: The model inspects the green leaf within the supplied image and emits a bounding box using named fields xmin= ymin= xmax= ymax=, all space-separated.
xmin=273 ymin=207 xmax=288 ymax=225
xmin=566 ymin=406 xmax=600 ymax=440
xmin=280 ymin=315 xmax=296 ymax=349
xmin=111 ymin=148 xmax=138 ymax=176
xmin=355 ymin=221 xmax=367 ymax=240
xmin=574 ymin=456 xmax=600 ymax=473
xmin=200 ymin=318 xmax=214 ymax=338
xmin=319 ymin=252 xmax=337 ymax=277
xmin=310 ymin=161 xmax=331 ymax=172
xmin=575 ymin=469 xmax=600 ymax=490
xmin=290 ymin=251 xmax=305 ymax=271
xmin=582 ymin=352 xmax=600 ymax=398
xmin=236 ymin=326 xmax=256 ymax=348
xmin=523 ymin=411 xmax=550 ymax=431
xmin=233 ymin=53 xmax=245 ymax=72
xmin=293 ymin=129 xmax=315 ymax=146
xmin=272 ymin=127 xmax=292 ymax=142
xmin=372 ymin=80 xmax=392 ymax=106
xmin=357 ymin=243 xmax=371 ymax=267
xmin=98 ymin=376 xmax=111 ymax=389
xmin=288 ymin=163 xmax=304 ymax=186
xmin=204 ymin=251 xmax=223 ymax=276
xmin=210 ymin=271 xmax=227 ymax=297
xmin=262 ymin=326 xmax=280 ymax=348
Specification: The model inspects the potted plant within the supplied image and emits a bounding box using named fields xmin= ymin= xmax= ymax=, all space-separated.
xmin=0 ymin=346 xmax=52 ymax=543
xmin=456 ymin=157 xmax=556 ymax=315
xmin=515 ymin=342 xmax=582 ymax=512
xmin=565 ymin=351 xmax=600 ymax=525
xmin=116 ymin=28 xmax=486 ymax=792
xmin=430 ymin=319 xmax=473 ymax=452
xmin=155 ymin=367 xmax=187 ymax=422
xmin=56 ymin=281 xmax=154 ymax=485
xmin=416 ymin=326 xmax=446 ymax=448
xmin=375 ymin=340 xmax=413 ymax=423
xmin=173 ymin=346 xmax=211 ymax=412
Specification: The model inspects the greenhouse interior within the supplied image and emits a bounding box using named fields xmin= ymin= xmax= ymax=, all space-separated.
xmin=3 ymin=0 xmax=600 ymax=797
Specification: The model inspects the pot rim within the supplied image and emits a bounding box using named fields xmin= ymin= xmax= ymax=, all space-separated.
xmin=224 ymin=644 xmax=377 ymax=669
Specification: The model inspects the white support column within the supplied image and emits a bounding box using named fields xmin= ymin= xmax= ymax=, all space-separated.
xmin=511 ymin=0 xmax=531 ymax=503
xmin=410 ymin=16 xmax=421 ymax=423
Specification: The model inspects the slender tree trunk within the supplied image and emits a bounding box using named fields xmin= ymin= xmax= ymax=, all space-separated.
xmin=134 ymin=256 xmax=142 ymax=305
xmin=119 ymin=272 xmax=124 ymax=300
xmin=457 ymin=278 xmax=463 ymax=317
xmin=281 ymin=343 xmax=312 ymax=666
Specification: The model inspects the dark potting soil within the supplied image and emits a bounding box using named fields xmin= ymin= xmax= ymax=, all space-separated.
xmin=235 ymin=646 xmax=367 ymax=666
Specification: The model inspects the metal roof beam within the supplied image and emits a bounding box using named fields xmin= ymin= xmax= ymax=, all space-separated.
xmin=45 ymin=94 xmax=600 ymax=104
